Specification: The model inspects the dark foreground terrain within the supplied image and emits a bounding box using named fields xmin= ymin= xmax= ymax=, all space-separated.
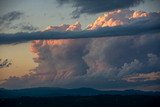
xmin=0 ymin=95 xmax=160 ymax=107
xmin=0 ymin=87 xmax=160 ymax=107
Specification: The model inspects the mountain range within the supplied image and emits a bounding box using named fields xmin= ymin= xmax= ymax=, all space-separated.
xmin=0 ymin=87 xmax=159 ymax=98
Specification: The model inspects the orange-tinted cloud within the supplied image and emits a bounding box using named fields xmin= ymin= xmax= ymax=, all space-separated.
xmin=87 ymin=10 xmax=150 ymax=30
xmin=1 ymin=10 xmax=160 ymax=90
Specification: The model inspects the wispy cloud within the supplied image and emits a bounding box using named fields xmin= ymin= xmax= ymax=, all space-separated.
xmin=0 ymin=11 xmax=24 ymax=31
xmin=0 ymin=11 xmax=23 ymax=23
xmin=0 ymin=11 xmax=39 ymax=32
xmin=11 ymin=23 xmax=39 ymax=32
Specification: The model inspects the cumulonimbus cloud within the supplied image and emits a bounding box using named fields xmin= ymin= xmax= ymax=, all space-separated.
xmin=1 ymin=10 xmax=160 ymax=90
xmin=0 ymin=18 xmax=160 ymax=45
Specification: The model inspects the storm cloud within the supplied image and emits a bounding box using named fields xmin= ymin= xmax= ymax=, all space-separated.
xmin=1 ymin=10 xmax=160 ymax=90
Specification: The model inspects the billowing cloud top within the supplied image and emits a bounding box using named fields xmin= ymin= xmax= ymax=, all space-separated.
xmin=87 ymin=10 xmax=149 ymax=30
xmin=44 ymin=21 xmax=81 ymax=32
xmin=1 ymin=10 xmax=160 ymax=90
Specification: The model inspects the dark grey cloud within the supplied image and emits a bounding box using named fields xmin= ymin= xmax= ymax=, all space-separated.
xmin=0 ymin=11 xmax=23 ymax=22
xmin=56 ymin=0 xmax=143 ymax=18
xmin=0 ymin=18 xmax=160 ymax=45
xmin=0 ymin=11 xmax=24 ymax=31
xmin=0 ymin=11 xmax=38 ymax=32
xmin=84 ymin=35 xmax=160 ymax=76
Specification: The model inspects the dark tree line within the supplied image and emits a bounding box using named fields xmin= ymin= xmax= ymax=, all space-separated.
xmin=0 ymin=95 xmax=160 ymax=107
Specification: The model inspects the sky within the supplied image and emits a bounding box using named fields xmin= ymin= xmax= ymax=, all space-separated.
xmin=0 ymin=0 xmax=160 ymax=90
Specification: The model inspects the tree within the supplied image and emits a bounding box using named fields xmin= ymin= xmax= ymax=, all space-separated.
xmin=0 ymin=59 xmax=12 ymax=68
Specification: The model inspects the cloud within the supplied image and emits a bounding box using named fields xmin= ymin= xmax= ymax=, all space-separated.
xmin=1 ymin=10 xmax=160 ymax=90
xmin=87 ymin=9 xmax=151 ymax=30
xmin=0 ymin=16 xmax=160 ymax=45
xmin=124 ymin=72 xmax=160 ymax=82
xmin=11 ymin=23 xmax=39 ymax=32
xmin=56 ymin=0 xmax=143 ymax=18
xmin=43 ymin=21 xmax=81 ymax=32
xmin=0 ymin=11 xmax=24 ymax=31
xmin=0 ymin=11 xmax=23 ymax=23
xmin=0 ymin=11 xmax=38 ymax=32
xmin=21 ymin=25 xmax=38 ymax=31
xmin=30 ymin=22 xmax=88 ymax=82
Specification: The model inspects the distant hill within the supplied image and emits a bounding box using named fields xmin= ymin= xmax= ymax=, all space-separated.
xmin=0 ymin=87 xmax=159 ymax=98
